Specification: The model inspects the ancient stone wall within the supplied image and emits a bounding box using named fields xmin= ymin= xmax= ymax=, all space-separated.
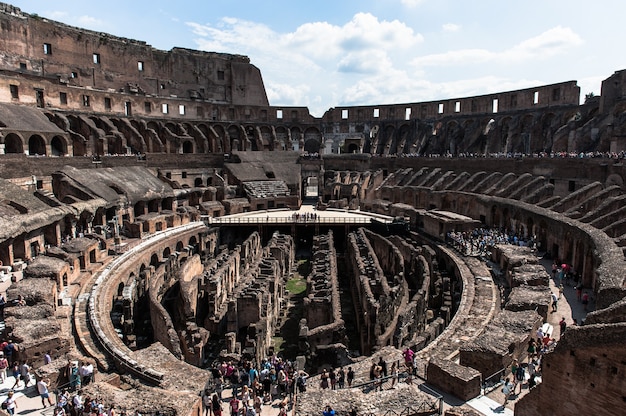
xmin=515 ymin=324 xmax=626 ymax=416
xmin=302 ymin=231 xmax=345 ymax=353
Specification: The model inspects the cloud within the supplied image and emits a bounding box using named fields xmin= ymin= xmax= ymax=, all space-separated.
xmin=442 ymin=23 xmax=461 ymax=33
xmin=48 ymin=11 xmax=69 ymax=21
xmin=400 ymin=0 xmax=426 ymax=8
xmin=412 ymin=26 xmax=582 ymax=68
xmin=77 ymin=15 xmax=105 ymax=28
xmin=186 ymin=13 xmax=424 ymax=115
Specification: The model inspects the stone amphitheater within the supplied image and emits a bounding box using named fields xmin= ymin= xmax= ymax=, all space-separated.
xmin=0 ymin=2 xmax=624 ymax=416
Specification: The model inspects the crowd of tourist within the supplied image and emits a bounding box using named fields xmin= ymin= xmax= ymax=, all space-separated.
xmin=394 ymin=150 xmax=626 ymax=159
xmin=446 ymin=227 xmax=536 ymax=257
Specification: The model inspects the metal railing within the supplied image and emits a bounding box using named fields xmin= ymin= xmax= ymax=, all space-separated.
xmin=205 ymin=216 xmax=387 ymax=225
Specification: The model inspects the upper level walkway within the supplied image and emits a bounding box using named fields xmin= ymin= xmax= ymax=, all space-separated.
xmin=203 ymin=204 xmax=395 ymax=227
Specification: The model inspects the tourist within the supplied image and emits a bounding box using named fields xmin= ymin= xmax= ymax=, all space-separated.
xmin=527 ymin=338 xmax=537 ymax=360
xmin=346 ymin=367 xmax=354 ymax=387
xmin=402 ymin=347 xmax=414 ymax=374
xmin=201 ymin=388 xmax=211 ymax=416
xmin=10 ymin=362 xmax=19 ymax=390
xmin=2 ymin=390 xmax=17 ymax=415
xmin=253 ymin=395 xmax=262 ymax=415
xmin=336 ymin=367 xmax=345 ymax=389
xmin=551 ymin=292 xmax=558 ymax=312
xmin=378 ymin=357 xmax=388 ymax=377
xmin=80 ymin=361 xmax=94 ymax=385
xmin=72 ymin=390 xmax=84 ymax=415
xmin=319 ymin=369 xmax=329 ymax=389
xmin=295 ymin=370 xmax=309 ymax=393
xmin=559 ymin=317 xmax=567 ymax=337
xmin=576 ymin=285 xmax=583 ymax=301
xmin=0 ymin=352 xmax=7 ymax=383
xmin=582 ymin=292 xmax=589 ymax=311
xmin=322 ymin=405 xmax=335 ymax=416
xmin=229 ymin=396 xmax=240 ymax=416
xmin=502 ymin=378 xmax=514 ymax=406
xmin=211 ymin=394 xmax=222 ymax=416
xmin=3 ymin=340 xmax=15 ymax=363
xmin=241 ymin=385 xmax=251 ymax=406
xmin=20 ymin=360 xmax=32 ymax=388
xmin=389 ymin=362 xmax=398 ymax=389
xmin=37 ymin=377 xmax=53 ymax=408
xmin=514 ymin=364 xmax=525 ymax=393
xmin=329 ymin=368 xmax=336 ymax=390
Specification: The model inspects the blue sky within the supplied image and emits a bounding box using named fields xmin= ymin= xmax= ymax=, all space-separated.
xmin=10 ymin=0 xmax=626 ymax=116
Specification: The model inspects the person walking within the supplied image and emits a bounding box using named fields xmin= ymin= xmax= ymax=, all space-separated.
xmin=37 ymin=377 xmax=54 ymax=408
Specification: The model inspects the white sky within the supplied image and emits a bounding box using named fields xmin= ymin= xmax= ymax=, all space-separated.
xmin=10 ymin=0 xmax=626 ymax=116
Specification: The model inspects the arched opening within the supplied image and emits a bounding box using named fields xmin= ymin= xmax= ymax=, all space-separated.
xmin=194 ymin=178 xmax=203 ymax=187
xmin=28 ymin=135 xmax=47 ymax=156
xmin=51 ymin=136 xmax=67 ymax=156
xmin=4 ymin=133 xmax=24 ymax=154
xmin=150 ymin=253 xmax=159 ymax=268
xmin=117 ymin=282 xmax=125 ymax=297
xmin=163 ymin=247 xmax=171 ymax=260
xmin=182 ymin=141 xmax=194 ymax=154
xmin=304 ymin=138 xmax=321 ymax=153
xmin=176 ymin=241 xmax=184 ymax=253
xmin=347 ymin=143 xmax=359 ymax=154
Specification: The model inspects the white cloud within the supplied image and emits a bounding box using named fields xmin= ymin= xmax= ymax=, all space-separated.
xmin=442 ymin=23 xmax=461 ymax=33
xmin=412 ymin=26 xmax=582 ymax=68
xmin=48 ymin=11 xmax=69 ymax=21
xmin=186 ymin=13 xmax=424 ymax=115
xmin=77 ymin=15 xmax=105 ymax=28
xmin=400 ymin=0 xmax=426 ymax=8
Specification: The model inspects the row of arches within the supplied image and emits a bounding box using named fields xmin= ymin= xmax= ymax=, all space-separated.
xmin=40 ymin=111 xmax=325 ymax=156
xmin=2 ymin=132 xmax=69 ymax=156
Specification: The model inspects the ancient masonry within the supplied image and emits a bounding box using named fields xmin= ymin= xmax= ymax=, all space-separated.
xmin=0 ymin=2 xmax=624 ymax=416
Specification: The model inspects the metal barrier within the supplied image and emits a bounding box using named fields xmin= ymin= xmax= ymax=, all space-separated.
xmin=482 ymin=367 xmax=506 ymax=395
xmin=205 ymin=216 xmax=386 ymax=225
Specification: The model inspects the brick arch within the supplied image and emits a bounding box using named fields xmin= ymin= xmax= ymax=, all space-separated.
xmin=28 ymin=134 xmax=47 ymax=156
xmin=3 ymin=132 xmax=24 ymax=154
xmin=51 ymin=135 xmax=68 ymax=156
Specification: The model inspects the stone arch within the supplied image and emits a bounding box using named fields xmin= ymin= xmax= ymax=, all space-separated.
xmin=275 ymin=126 xmax=290 ymax=150
xmin=176 ymin=241 xmax=184 ymax=253
xmin=51 ymin=135 xmax=68 ymax=156
xmin=3 ymin=132 xmax=24 ymax=154
xmin=150 ymin=253 xmax=159 ymax=268
xmin=290 ymin=127 xmax=303 ymax=150
xmin=28 ymin=134 xmax=47 ymax=156
xmin=194 ymin=178 xmax=203 ymax=187
xmin=380 ymin=125 xmax=396 ymax=155
xmin=117 ymin=282 xmax=125 ymax=297
xmin=182 ymin=140 xmax=194 ymax=154
xmin=228 ymin=125 xmax=241 ymax=151
xmin=304 ymin=138 xmax=320 ymax=153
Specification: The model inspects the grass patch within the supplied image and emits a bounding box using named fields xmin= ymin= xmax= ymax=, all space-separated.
xmin=286 ymin=277 xmax=307 ymax=295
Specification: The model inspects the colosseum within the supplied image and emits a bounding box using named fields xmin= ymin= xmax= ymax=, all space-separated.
xmin=0 ymin=2 xmax=624 ymax=416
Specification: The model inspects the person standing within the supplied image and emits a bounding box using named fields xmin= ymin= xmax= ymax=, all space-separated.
xmin=559 ymin=317 xmax=567 ymax=338
xmin=0 ymin=352 xmax=7 ymax=383
xmin=336 ymin=367 xmax=345 ymax=389
xmin=3 ymin=390 xmax=17 ymax=415
xmin=389 ymin=362 xmax=398 ymax=389
xmin=20 ymin=361 xmax=31 ymax=388
xmin=551 ymin=292 xmax=558 ymax=312
xmin=37 ymin=377 xmax=54 ymax=408
xmin=211 ymin=393 xmax=222 ymax=416
xmin=502 ymin=378 xmax=514 ymax=406
xmin=347 ymin=367 xmax=354 ymax=387
xmin=201 ymin=388 xmax=211 ymax=416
